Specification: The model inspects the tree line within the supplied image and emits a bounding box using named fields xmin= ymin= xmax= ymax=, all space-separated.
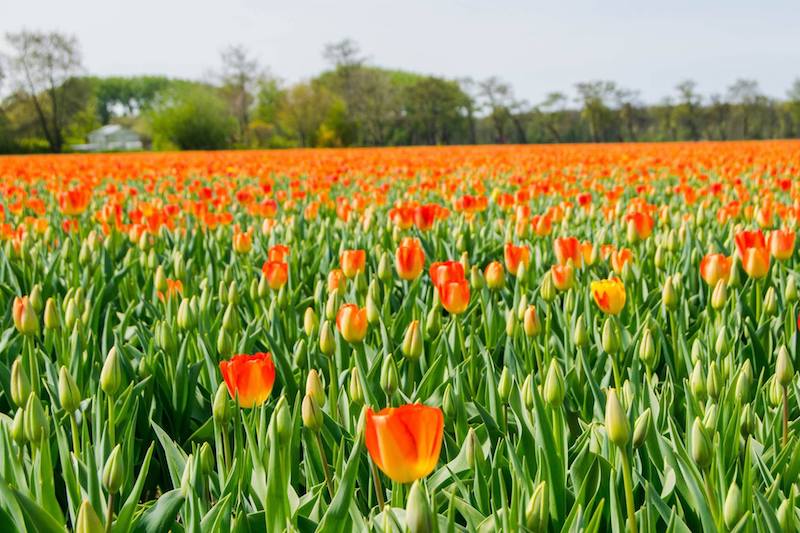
xmin=1 ymin=31 xmax=799 ymax=153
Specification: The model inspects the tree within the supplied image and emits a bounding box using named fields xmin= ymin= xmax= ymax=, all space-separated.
xmin=278 ymin=81 xmax=344 ymax=147
xmin=614 ymin=88 xmax=642 ymax=141
xmin=403 ymin=76 xmax=470 ymax=145
xmin=727 ymin=79 xmax=762 ymax=138
xmin=149 ymin=84 xmax=237 ymax=150
xmin=574 ymin=81 xmax=619 ymax=142
xmin=217 ymin=45 xmax=261 ymax=146
xmin=91 ymin=76 xmax=174 ymax=123
xmin=673 ymin=80 xmax=702 ymax=140
xmin=786 ymin=79 xmax=800 ymax=138
xmin=536 ymin=92 xmax=570 ymax=143
xmin=3 ymin=30 xmax=84 ymax=152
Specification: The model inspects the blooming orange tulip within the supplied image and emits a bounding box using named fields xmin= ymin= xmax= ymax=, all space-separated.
xmin=232 ymin=227 xmax=253 ymax=254
xmin=581 ymin=241 xmax=595 ymax=266
xmin=340 ymin=249 xmax=366 ymax=278
xmin=624 ymin=211 xmax=654 ymax=240
xmin=219 ymin=353 xmax=276 ymax=408
xmin=262 ymin=260 xmax=289 ymax=290
xmin=735 ymin=229 xmax=770 ymax=278
xmin=554 ymin=237 xmax=582 ymax=266
xmin=591 ymin=278 xmax=626 ymax=315
xmin=531 ymin=214 xmax=552 ymax=236
xmin=328 ymin=268 xmax=346 ymax=294
xmin=395 ymin=238 xmax=425 ymax=280
xmin=610 ymin=248 xmax=633 ymax=274
xmin=268 ymin=244 xmax=290 ymax=262
xmin=365 ymin=404 xmax=444 ymax=483
xmin=767 ymin=229 xmax=795 ymax=261
xmin=439 ymin=279 xmax=470 ymax=314
xmin=551 ymin=264 xmax=574 ymax=291
xmin=484 ymin=261 xmax=505 ymax=289
xmin=57 ymin=188 xmax=90 ymax=216
xmin=336 ymin=303 xmax=368 ymax=343
xmin=504 ymin=243 xmax=531 ymax=276
xmin=429 ymin=261 xmax=465 ymax=289
xmin=699 ymin=254 xmax=732 ymax=286
xmin=734 ymin=229 xmax=766 ymax=258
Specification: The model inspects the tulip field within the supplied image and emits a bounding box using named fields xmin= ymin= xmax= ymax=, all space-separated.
xmin=2 ymin=141 xmax=800 ymax=532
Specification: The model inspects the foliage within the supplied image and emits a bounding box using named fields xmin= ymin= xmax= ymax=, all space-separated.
xmin=148 ymin=84 xmax=237 ymax=150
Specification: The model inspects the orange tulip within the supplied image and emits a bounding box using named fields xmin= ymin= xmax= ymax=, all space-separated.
xmin=219 ymin=353 xmax=276 ymax=408
xmin=232 ymin=227 xmax=253 ymax=254
xmin=57 ymin=188 xmax=90 ymax=216
xmin=414 ymin=204 xmax=438 ymax=231
xmin=261 ymin=260 xmax=288 ymax=290
xmin=741 ymin=247 xmax=770 ymax=279
xmin=734 ymin=229 xmax=766 ymax=258
xmin=365 ymin=404 xmax=444 ymax=483
xmin=504 ymin=243 xmax=531 ymax=276
xmin=581 ymin=241 xmax=595 ymax=266
xmin=699 ymin=254 xmax=733 ymax=286
xmin=336 ymin=303 xmax=368 ymax=343
xmin=340 ymin=249 xmax=366 ymax=278
xmin=484 ymin=261 xmax=505 ymax=289
xmin=554 ymin=237 xmax=582 ymax=266
xmin=624 ymin=211 xmax=654 ymax=240
xmin=12 ymin=295 xmax=39 ymax=335
xmin=268 ymin=244 xmax=290 ymax=262
xmin=395 ymin=238 xmax=425 ymax=280
xmin=551 ymin=264 xmax=574 ymax=291
xmin=610 ymin=248 xmax=633 ymax=274
xmin=768 ymin=229 xmax=795 ymax=260
xmin=429 ymin=261 xmax=465 ymax=289
xmin=531 ymin=214 xmax=552 ymax=236
xmin=439 ymin=279 xmax=470 ymax=314
xmin=591 ymin=278 xmax=626 ymax=315
xmin=328 ymin=268 xmax=347 ymax=294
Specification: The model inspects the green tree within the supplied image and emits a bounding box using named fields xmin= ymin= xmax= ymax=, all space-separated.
xmin=149 ymin=84 xmax=237 ymax=150
xmin=403 ymin=76 xmax=470 ymax=145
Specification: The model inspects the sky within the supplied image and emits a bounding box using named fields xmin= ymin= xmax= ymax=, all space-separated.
xmin=2 ymin=0 xmax=799 ymax=105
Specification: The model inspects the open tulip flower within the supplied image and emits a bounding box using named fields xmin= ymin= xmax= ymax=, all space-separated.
xmin=2 ymin=142 xmax=800 ymax=531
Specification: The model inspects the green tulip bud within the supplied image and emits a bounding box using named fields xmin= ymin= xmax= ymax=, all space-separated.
xmin=354 ymin=271 xmax=368 ymax=296
xmin=24 ymin=393 xmax=48 ymax=443
xmin=227 ymin=280 xmax=239 ymax=305
xmin=425 ymin=307 xmax=441 ymax=338
xmin=654 ymin=245 xmax=666 ymax=269
xmin=521 ymin=374 xmax=534 ymax=409
xmin=199 ymin=442 xmax=214 ymax=475
xmin=103 ymin=444 xmax=124 ymax=494
xmin=349 ymin=367 xmax=363 ymax=405
xmin=605 ymin=388 xmax=630 ymax=447
xmin=723 ymin=481 xmax=743 ymax=529
xmin=442 ymin=384 xmax=455 ymax=419
xmin=638 ymin=328 xmax=656 ymax=369
xmin=217 ymin=328 xmax=232 ymax=358
xmin=602 ymin=317 xmax=620 ymax=355
xmin=498 ymin=367 xmax=512 ymax=404
xmin=177 ymin=298 xmax=194 ymax=330
xmin=770 ymin=377 xmax=785 ymax=407
xmin=306 ymin=369 xmax=326 ymax=407
xmin=505 ymin=309 xmax=516 ymax=337
xmin=11 ymin=408 xmax=26 ymax=444
xmin=275 ymin=396 xmax=292 ymax=443
xmin=402 ymin=320 xmax=424 ymax=360
xmin=707 ymin=362 xmax=721 ymax=401
xmin=180 ymin=455 xmax=194 ymax=497
xmin=406 ymin=480 xmax=433 ymax=533
xmin=100 ymin=347 xmax=124 ymax=397
xmin=380 ymin=356 xmax=399 ymax=396
xmin=366 ymin=293 xmax=380 ymax=325
xmin=319 ymin=320 xmax=335 ymax=356
xmin=465 ymin=427 xmax=481 ymax=470
xmin=525 ymin=481 xmax=548 ymax=532
xmin=778 ymin=497 xmax=794 ymax=532
xmin=691 ymin=361 xmax=707 ymax=402
xmin=715 ymin=327 xmax=729 ymax=358
xmin=633 ymin=408 xmax=652 ymax=449
xmin=727 ymin=255 xmax=741 ymax=288
xmin=691 ymin=417 xmax=712 ymax=469
xmin=460 ymin=251 xmax=470 ymax=275
xmin=539 ymin=271 xmax=556 ymax=303
xmin=43 ymin=297 xmax=59 ymax=331
xmin=703 ymin=404 xmax=718 ymax=433
xmin=59 ymin=366 xmax=81 ymax=413
xmin=378 ymin=251 xmax=393 ymax=282
xmin=764 ymin=286 xmax=778 ymax=318
xmin=154 ymin=265 xmax=168 ymax=293
xmin=470 ymin=265 xmax=486 ymax=290
xmin=662 ymin=276 xmax=678 ymax=310
xmin=740 ymin=403 xmax=756 ymax=436
xmin=222 ymin=303 xmax=238 ymax=332
xmin=212 ymin=382 xmax=230 ymax=424
xmin=786 ymin=276 xmax=798 ymax=304
xmin=736 ymin=360 xmax=753 ymax=402
xmin=777 ymin=345 xmax=795 ymax=387
xmin=304 ymin=307 xmax=319 ymax=337
xmin=711 ymin=279 xmax=728 ymax=310
xmin=325 ymin=292 xmax=338 ymax=321
xmin=543 ymin=360 xmax=565 ymax=407
xmin=75 ymin=500 xmax=104 ymax=533
xmin=302 ymin=394 xmax=323 ymax=432
xmin=10 ymin=358 xmax=30 ymax=408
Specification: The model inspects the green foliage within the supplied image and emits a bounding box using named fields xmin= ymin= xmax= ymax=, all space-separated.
xmin=148 ymin=85 xmax=237 ymax=150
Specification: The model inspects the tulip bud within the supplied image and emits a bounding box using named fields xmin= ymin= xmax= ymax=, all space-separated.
xmin=691 ymin=417 xmax=712 ymax=469
xmin=764 ymin=286 xmax=778 ymax=318
xmin=778 ymin=497 xmax=794 ymax=532
xmin=465 ymin=427 xmax=481 ymax=470
xmin=707 ymin=361 xmax=721 ymax=401
xmin=471 ymin=265 xmax=487 ymax=289
xmin=303 ymin=307 xmax=319 ymax=337
xmin=786 ymin=276 xmax=798 ymax=304
xmin=505 ymin=309 xmax=516 ymax=337
xmin=543 ymin=360 xmax=565 ymax=407
xmin=521 ymin=374 xmax=534 ymax=409
xmin=217 ymin=328 xmax=233 ymax=358
xmin=442 ymin=384 xmax=455 ymax=418
xmin=302 ymin=394 xmax=323 ymax=432
xmin=633 ymin=408 xmax=651 ymax=449
xmin=525 ymin=481 xmax=548 ymax=532
xmin=711 ymin=279 xmax=728 ymax=310
xmin=325 ymin=292 xmax=338 ymax=321
xmin=103 ymin=444 xmax=124 ymax=494
xmin=366 ymin=293 xmax=380 ymax=325
xmin=275 ymin=396 xmax=292 ymax=443
xmin=102 ymin=345 xmax=127 ymax=397
xmin=498 ymin=367 xmax=512 ymax=403
xmin=425 ymin=307 xmax=441 ymax=338
xmin=13 ymin=296 xmax=39 ymax=335
xmin=662 ymin=276 xmax=678 ymax=310
xmin=354 ymin=271 xmax=368 ymax=296
xmin=654 ymin=245 xmax=666 ymax=269
xmin=180 ymin=455 xmax=194 ymax=497
xmin=349 ymin=367 xmax=363 ymax=405
xmin=602 ymin=317 xmax=620 ymax=354
xmin=605 ymin=388 xmax=630 ymax=447
xmin=24 ymin=393 xmax=48 ymax=443
xmin=75 ymin=500 xmax=104 ymax=533
xmin=715 ymin=327 xmax=729 ymax=358
xmin=638 ymin=328 xmax=656 ymax=369
xmin=723 ymin=482 xmax=743 ymax=529
xmin=154 ymin=265 xmax=168 ymax=293
xmin=10 ymin=358 xmax=30 ymax=408
xmin=770 ymin=377 xmax=784 ymax=407
xmin=212 ymin=382 xmax=230 ymax=424
xmin=703 ymin=404 xmax=718 ymax=433
xmin=736 ymin=360 xmax=753 ymax=402
xmin=306 ymin=369 xmax=326 ymax=407
xmin=523 ymin=306 xmax=541 ymax=337
xmin=516 ymin=260 xmax=528 ymax=283
xmin=539 ymin=272 xmax=556 ymax=303
xmin=380 ymin=356 xmax=399 ymax=396
xmin=690 ymin=361 xmax=707 ymax=402
xmin=42 ymin=297 xmax=59 ymax=331
xmin=402 ymin=320 xmax=423 ymax=360
xmin=740 ymin=402 xmax=756 ymax=436
xmin=11 ymin=408 xmax=25 ymax=444
xmin=199 ymin=442 xmax=214 ymax=475
xmin=177 ymin=298 xmax=195 ymax=330
xmin=319 ymin=320 xmax=335 ymax=356
xmin=59 ymin=366 xmax=81 ymax=413
xmin=378 ymin=252 xmax=393 ymax=282
xmin=777 ymin=345 xmax=795 ymax=387
xmin=727 ymin=255 xmax=741 ymax=288
xmin=406 ymin=480 xmax=433 ymax=533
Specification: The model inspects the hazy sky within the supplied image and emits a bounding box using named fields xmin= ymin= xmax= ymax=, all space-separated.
xmin=2 ymin=0 xmax=799 ymax=104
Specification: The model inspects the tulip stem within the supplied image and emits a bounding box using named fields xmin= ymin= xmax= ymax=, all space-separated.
xmin=783 ymin=385 xmax=790 ymax=446
xmin=221 ymin=425 xmax=231 ymax=474
xmin=703 ymin=470 xmax=721 ymax=526
xmin=316 ymin=432 xmax=334 ymax=498
xmin=370 ymin=459 xmax=385 ymax=511
xmin=328 ymin=356 xmax=339 ymax=423
xmin=107 ymin=395 xmax=115 ymax=447
xmin=620 ymin=450 xmax=637 ymax=533
xmin=70 ymin=412 xmax=81 ymax=455
xmin=104 ymin=492 xmax=114 ymax=533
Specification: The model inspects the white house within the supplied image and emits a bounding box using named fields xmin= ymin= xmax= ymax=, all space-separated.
xmin=73 ymin=125 xmax=143 ymax=152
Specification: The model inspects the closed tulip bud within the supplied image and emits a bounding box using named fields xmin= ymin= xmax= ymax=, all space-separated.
xmin=100 ymin=347 xmax=124 ymax=397
xmin=29 ymin=285 xmax=43 ymax=313
xmin=707 ymin=362 xmax=721 ymax=401
xmin=442 ymin=384 xmax=455 ymax=418
xmin=248 ymin=278 xmax=258 ymax=301
xmin=711 ymin=279 xmax=728 ymax=310
xmin=544 ymin=360 xmax=565 ymax=407
xmin=103 ymin=444 xmax=124 ymax=494
xmin=638 ymin=328 xmax=656 ymax=369
xmin=11 ymin=408 xmax=25 ymax=444
xmin=633 ymin=408 xmax=651 ymax=449
xmin=786 ymin=276 xmax=798 ymax=304
xmin=12 ymin=296 xmax=39 ymax=335
xmin=460 ymin=251 xmax=470 ymax=274
xmin=472 ymin=265 xmax=487 ymax=289
xmin=349 ymin=367 xmax=363 ymax=404
xmin=691 ymin=417 xmax=712 ymax=469
xmin=521 ymin=374 xmax=534 ymax=409
xmin=465 ymin=427 xmax=480 ymax=469
xmin=199 ymin=442 xmax=214 ymax=475
xmin=605 ymin=388 xmax=630 ymax=447
xmin=715 ymin=327 xmax=729 ymax=357
xmin=319 ymin=320 xmax=335 ymax=356
xmin=354 ymin=271 xmax=368 ymax=296
xmin=602 ymin=317 xmax=620 ymax=354
xmin=302 ymin=394 xmax=323 ymax=432
xmin=740 ymin=403 xmax=756 ymax=436
xmin=293 ymin=339 xmax=307 ymax=367
xmin=736 ymin=360 xmax=753 ymax=402
xmin=257 ymin=274 xmax=270 ymax=299
xmin=366 ymin=293 xmax=380 ymax=325
xmin=723 ymin=482 xmax=743 ymax=529
xmin=180 ymin=455 xmax=194 ymax=497
xmin=425 ymin=306 xmax=441 ymax=338
xmin=777 ymin=345 xmax=795 ymax=386
xmin=306 ymin=369 xmax=326 ymax=407
xmin=654 ymin=245 xmax=666 ymax=269
xmin=727 ymin=255 xmax=741 ymax=288
xmin=154 ymin=265 xmax=168 ymax=293
xmin=703 ymin=404 xmax=718 ymax=433
xmin=368 ymin=279 xmax=381 ymax=302
xmin=217 ymin=328 xmax=232 ymax=358
xmin=626 ymin=218 xmax=639 ymax=244
xmin=213 ymin=382 xmax=230 ymax=424
xmin=690 ymin=361 xmax=707 ymax=401
xmin=275 ymin=396 xmax=292 ymax=442
xmin=64 ymin=298 xmax=77 ymax=330
xmin=325 ymin=292 xmax=338 ymax=321
xmin=539 ymin=271 xmax=556 ymax=302
xmin=380 ymin=356 xmax=399 ymax=396
xmin=43 ymin=297 xmax=59 ymax=331
xmin=304 ymin=307 xmax=319 ymax=337
xmin=223 ymin=303 xmax=239 ymax=332
xmin=59 ymin=366 xmax=81 ymax=413
xmin=777 ymin=498 xmax=794 ymax=532
xmin=75 ymin=500 xmax=104 ymax=533
xmin=378 ymin=251 xmax=393 ymax=282
xmin=227 ymin=280 xmax=239 ymax=305
xmin=525 ymin=481 xmax=548 ymax=532
xmin=24 ymin=393 xmax=48 ymax=442
xmin=662 ymin=276 xmax=678 ymax=310
xmin=764 ymin=286 xmax=778 ymax=317
xmin=572 ymin=315 xmax=588 ymax=347
xmin=10 ymin=358 xmax=30 ymax=408
xmin=505 ymin=309 xmax=516 ymax=337
xmin=406 ymin=480 xmax=433 ymax=533
xmin=770 ymin=378 xmax=784 ymax=407
xmin=523 ymin=306 xmax=541 ymax=337
xmin=402 ymin=320 xmax=423 ymax=360
xmin=177 ymin=298 xmax=195 ymax=330
xmin=498 ymin=367 xmax=512 ymax=403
